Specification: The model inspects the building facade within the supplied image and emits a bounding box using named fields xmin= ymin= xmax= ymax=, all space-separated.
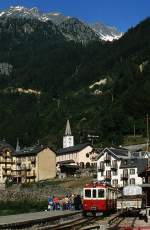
xmin=97 ymin=147 xmax=148 ymax=187
xmin=0 ymin=142 xmax=56 ymax=185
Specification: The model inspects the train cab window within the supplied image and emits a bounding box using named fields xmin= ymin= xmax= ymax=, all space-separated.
xmin=93 ymin=189 xmax=96 ymax=198
xmin=85 ymin=189 xmax=91 ymax=198
xmin=98 ymin=189 xmax=104 ymax=198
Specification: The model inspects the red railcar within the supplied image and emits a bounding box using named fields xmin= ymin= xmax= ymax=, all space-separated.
xmin=83 ymin=181 xmax=117 ymax=216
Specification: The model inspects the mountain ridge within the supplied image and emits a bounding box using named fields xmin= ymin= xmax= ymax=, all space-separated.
xmin=0 ymin=5 xmax=122 ymax=42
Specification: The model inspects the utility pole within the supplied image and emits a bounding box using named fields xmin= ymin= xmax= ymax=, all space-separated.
xmin=133 ymin=123 xmax=136 ymax=137
xmin=146 ymin=114 xmax=149 ymax=152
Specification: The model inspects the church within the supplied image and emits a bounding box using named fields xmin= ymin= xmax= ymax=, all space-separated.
xmin=56 ymin=120 xmax=97 ymax=177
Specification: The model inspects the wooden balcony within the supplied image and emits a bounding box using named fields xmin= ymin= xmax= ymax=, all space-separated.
xmin=111 ymin=161 xmax=117 ymax=171
xmin=105 ymin=174 xmax=111 ymax=180
xmin=11 ymin=171 xmax=25 ymax=177
xmin=98 ymin=163 xmax=105 ymax=172
xmin=121 ymin=173 xmax=128 ymax=180
xmin=0 ymin=159 xmax=14 ymax=164
xmin=16 ymin=159 xmax=21 ymax=165
xmin=31 ymin=157 xmax=36 ymax=163
xmin=2 ymin=172 xmax=11 ymax=177
xmin=104 ymin=155 xmax=111 ymax=162
xmin=2 ymin=165 xmax=11 ymax=170
xmin=26 ymin=173 xmax=36 ymax=178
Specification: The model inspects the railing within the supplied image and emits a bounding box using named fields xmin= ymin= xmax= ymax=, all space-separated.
xmin=16 ymin=160 xmax=21 ymax=165
xmin=2 ymin=165 xmax=11 ymax=170
xmin=104 ymin=155 xmax=111 ymax=162
xmin=26 ymin=173 xmax=36 ymax=178
xmin=0 ymin=159 xmax=14 ymax=164
xmin=98 ymin=163 xmax=105 ymax=172
xmin=31 ymin=157 xmax=36 ymax=163
xmin=121 ymin=173 xmax=128 ymax=180
xmin=105 ymin=174 xmax=111 ymax=180
xmin=2 ymin=172 xmax=11 ymax=177
xmin=111 ymin=162 xmax=117 ymax=170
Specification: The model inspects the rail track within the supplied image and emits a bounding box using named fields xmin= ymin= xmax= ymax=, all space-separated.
xmin=1 ymin=210 xmax=144 ymax=230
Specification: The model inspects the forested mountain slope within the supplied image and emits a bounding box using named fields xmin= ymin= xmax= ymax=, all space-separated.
xmin=0 ymin=16 xmax=150 ymax=148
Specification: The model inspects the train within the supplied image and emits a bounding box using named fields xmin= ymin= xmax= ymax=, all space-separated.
xmin=82 ymin=181 xmax=117 ymax=216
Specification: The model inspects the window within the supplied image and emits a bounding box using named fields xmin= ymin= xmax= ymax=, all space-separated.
xmin=130 ymin=178 xmax=135 ymax=185
xmin=98 ymin=189 xmax=104 ymax=198
xmin=112 ymin=179 xmax=118 ymax=186
xmin=85 ymin=189 xmax=91 ymax=198
xmin=106 ymin=161 xmax=111 ymax=166
xmin=130 ymin=169 xmax=135 ymax=175
xmin=101 ymin=171 xmax=104 ymax=176
xmin=93 ymin=189 xmax=96 ymax=198
xmin=86 ymin=153 xmax=89 ymax=158
xmin=113 ymin=170 xmax=118 ymax=176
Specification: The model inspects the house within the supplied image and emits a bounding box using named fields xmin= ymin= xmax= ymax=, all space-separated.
xmin=97 ymin=147 xmax=148 ymax=187
xmin=0 ymin=141 xmax=56 ymax=185
xmin=13 ymin=145 xmax=56 ymax=183
xmin=57 ymin=143 xmax=94 ymax=168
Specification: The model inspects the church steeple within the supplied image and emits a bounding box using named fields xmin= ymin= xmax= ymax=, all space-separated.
xmin=65 ymin=119 xmax=72 ymax=136
xmin=63 ymin=120 xmax=74 ymax=148
xmin=16 ymin=138 xmax=20 ymax=152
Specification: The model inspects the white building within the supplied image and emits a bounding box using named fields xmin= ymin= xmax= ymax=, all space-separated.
xmin=97 ymin=147 xmax=148 ymax=187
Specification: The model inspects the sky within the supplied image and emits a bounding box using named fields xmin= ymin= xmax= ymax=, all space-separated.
xmin=0 ymin=0 xmax=149 ymax=32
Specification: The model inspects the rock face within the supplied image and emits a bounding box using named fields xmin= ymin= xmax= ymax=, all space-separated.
xmin=90 ymin=22 xmax=123 ymax=41
xmin=0 ymin=6 xmax=122 ymax=42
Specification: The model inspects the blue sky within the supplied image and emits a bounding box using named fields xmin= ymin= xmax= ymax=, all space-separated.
xmin=0 ymin=0 xmax=149 ymax=32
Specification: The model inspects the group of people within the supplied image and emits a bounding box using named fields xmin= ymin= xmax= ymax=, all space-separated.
xmin=47 ymin=194 xmax=82 ymax=211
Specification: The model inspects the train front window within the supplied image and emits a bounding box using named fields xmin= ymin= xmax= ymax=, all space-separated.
xmin=85 ymin=189 xmax=91 ymax=198
xmin=93 ymin=189 xmax=96 ymax=198
xmin=98 ymin=189 xmax=104 ymax=198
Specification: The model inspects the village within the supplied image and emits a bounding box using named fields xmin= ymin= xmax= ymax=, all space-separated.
xmin=0 ymin=119 xmax=149 ymax=193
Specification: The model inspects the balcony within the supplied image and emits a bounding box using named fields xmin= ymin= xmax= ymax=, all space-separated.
xmin=105 ymin=174 xmax=111 ymax=180
xmin=104 ymin=155 xmax=111 ymax=162
xmin=2 ymin=165 xmax=11 ymax=170
xmin=16 ymin=159 xmax=21 ymax=165
xmin=98 ymin=163 xmax=105 ymax=172
xmin=2 ymin=172 xmax=11 ymax=177
xmin=0 ymin=159 xmax=14 ymax=164
xmin=111 ymin=161 xmax=117 ymax=171
xmin=121 ymin=173 xmax=128 ymax=180
xmin=31 ymin=157 xmax=36 ymax=164
xmin=11 ymin=171 xmax=26 ymax=177
xmin=22 ymin=166 xmax=31 ymax=171
xmin=26 ymin=173 xmax=36 ymax=178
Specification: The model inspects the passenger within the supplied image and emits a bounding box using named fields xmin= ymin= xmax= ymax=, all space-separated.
xmin=74 ymin=194 xmax=82 ymax=210
xmin=53 ymin=196 xmax=60 ymax=210
xmin=65 ymin=195 xmax=69 ymax=210
xmin=47 ymin=195 xmax=53 ymax=211
xmin=69 ymin=194 xmax=75 ymax=210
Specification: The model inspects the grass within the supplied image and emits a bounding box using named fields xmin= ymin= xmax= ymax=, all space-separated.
xmin=0 ymin=200 xmax=47 ymax=216
xmin=124 ymin=135 xmax=147 ymax=146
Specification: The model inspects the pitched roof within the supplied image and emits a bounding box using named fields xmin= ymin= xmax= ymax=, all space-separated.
xmin=56 ymin=143 xmax=91 ymax=156
xmin=15 ymin=145 xmax=49 ymax=157
xmin=97 ymin=147 xmax=128 ymax=160
xmin=120 ymin=158 xmax=148 ymax=174
xmin=0 ymin=141 xmax=15 ymax=155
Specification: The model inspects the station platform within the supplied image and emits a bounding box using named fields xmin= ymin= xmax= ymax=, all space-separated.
xmin=0 ymin=210 xmax=81 ymax=228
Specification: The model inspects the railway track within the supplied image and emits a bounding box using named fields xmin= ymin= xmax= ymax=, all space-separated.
xmin=37 ymin=216 xmax=98 ymax=230
xmin=0 ymin=210 xmax=141 ymax=230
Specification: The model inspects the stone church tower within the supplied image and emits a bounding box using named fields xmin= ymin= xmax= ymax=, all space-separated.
xmin=63 ymin=120 xmax=74 ymax=148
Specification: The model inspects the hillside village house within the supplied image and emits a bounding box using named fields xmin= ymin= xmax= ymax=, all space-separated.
xmin=0 ymin=141 xmax=56 ymax=186
xmin=97 ymin=147 xmax=148 ymax=187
